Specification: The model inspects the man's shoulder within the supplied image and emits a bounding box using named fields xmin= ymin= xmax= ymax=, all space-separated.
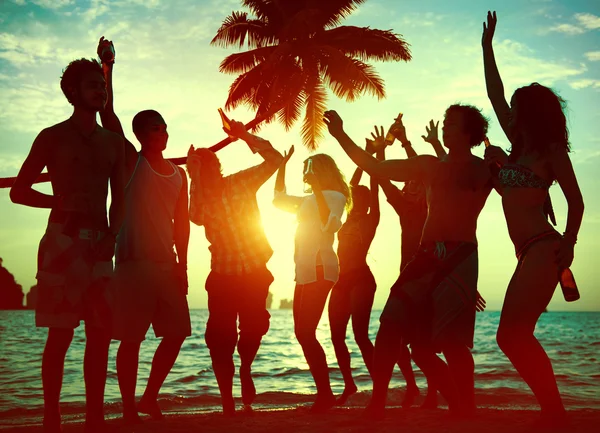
xmin=97 ymin=125 xmax=125 ymax=144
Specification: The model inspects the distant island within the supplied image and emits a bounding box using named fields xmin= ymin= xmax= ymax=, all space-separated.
xmin=0 ymin=257 xmax=25 ymax=310
xmin=279 ymin=298 xmax=293 ymax=309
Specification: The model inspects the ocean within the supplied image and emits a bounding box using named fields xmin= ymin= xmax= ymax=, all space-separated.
xmin=1 ymin=310 xmax=599 ymax=427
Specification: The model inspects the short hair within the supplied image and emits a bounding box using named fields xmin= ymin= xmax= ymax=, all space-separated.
xmin=445 ymin=104 xmax=489 ymax=148
xmin=60 ymin=58 xmax=103 ymax=105
xmin=132 ymin=110 xmax=162 ymax=136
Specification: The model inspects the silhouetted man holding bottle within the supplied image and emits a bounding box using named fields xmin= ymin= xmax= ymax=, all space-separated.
xmin=97 ymin=37 xmax=191 ymax=424
xmin=10 ymin=56 xmax=126 ymax=433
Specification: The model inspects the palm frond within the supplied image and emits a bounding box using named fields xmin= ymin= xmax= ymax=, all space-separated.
xmin=225 ymin=65 xmax=268 ymax=110
xmin=317 ymin=0 xmax=366 ymax=28
xmin=319 ymin=47 xmax=385 ymax=101
xmin=301 ymin=71 xmax=328 ymax=150
xmin=219 ymin=46 xmax=277 ymax=74
xmin=319 ymin=26 xmax=411 ymax=62
xmin=211 ymin=11 xmax=275 ymax=48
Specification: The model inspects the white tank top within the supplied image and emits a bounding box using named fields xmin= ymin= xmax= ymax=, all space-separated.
xmin=116 ymin=154 xmax=182 ymax=264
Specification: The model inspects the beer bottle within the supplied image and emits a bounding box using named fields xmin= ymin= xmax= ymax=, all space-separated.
xmin=559 ymin=268 xmax=580 ymax=302
xmin=218 ymin=108 xmax=233 ymax=138
xmin=384 ymin=112 xmax=403 ymax=146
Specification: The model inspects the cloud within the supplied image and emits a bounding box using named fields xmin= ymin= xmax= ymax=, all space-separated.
xmin=584 ymin=51 xmax=600 ymax=61
xmin=547 ymin=12 xmax=600 ymax=34
xmin=11 ymin=0 xmax=74 ymax=8
xmin=575 ymin=13 xmax=600 ymax=30
xmin=569 ymin=79 xmax=600 ymax=90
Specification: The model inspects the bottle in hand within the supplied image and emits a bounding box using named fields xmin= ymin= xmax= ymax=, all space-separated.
xmin=384 ymin=112 xmax=403 ymax=146
xmin=218 ymin=108 xmax=233 ymax=138
xmin=559 ymin=268 xmax=580 ymax=302
xmin=100 ymin=42 xmax=115 ymax=64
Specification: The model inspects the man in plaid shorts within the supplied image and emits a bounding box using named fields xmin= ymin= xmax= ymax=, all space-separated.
xmin=187 ymin=120 xmax=283 ymax=415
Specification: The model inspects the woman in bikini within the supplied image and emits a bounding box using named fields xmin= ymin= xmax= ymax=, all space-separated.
xmin=482 ymin=11 xmax=584 ymax=426
xmin=328 ymin=131 xmax=382 ymax=405
xmin=273 ymin=147 xmax=351 ymax=412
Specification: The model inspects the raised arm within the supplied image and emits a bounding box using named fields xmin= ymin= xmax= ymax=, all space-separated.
xmin=227 ymin=120 xmax=284 ymax=190
xmin=97 ymin=37 xmax=138 ymax=170
xmin=551 ymin=148 xmax=584 ymax=269
xmin=387 ymin=114 xmax=418 ymax=158
xmin=324 ymin=110 xmax=435 ymax=183
xmin=174 ymin=167 xmax=190 ymax=294
xmin=482 ymin=11 xmax=511 ymax=139
xmin=273 ymin=145 xmax=303 ymax=213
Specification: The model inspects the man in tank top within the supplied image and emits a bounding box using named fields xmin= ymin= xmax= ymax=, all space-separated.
xmin=98 ymin=38 xmax=191 ymax=424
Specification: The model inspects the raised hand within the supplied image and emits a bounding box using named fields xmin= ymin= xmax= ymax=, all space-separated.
xmin=369 ymin=125 xmax=385 ymax=152
xmin=323 ymin=110 xmax=344 ymax=138
xmin=389 ymin=114 xmax=408 ymax=143
xmin=482 ymin=11 xmax=497 ymax=47
xmin=282 ymin=145 xmax=295 ymax=165
xmin=227 ymin=119 xmax=249 ymax=140
xmin=421 ymin=119 xmax=440 ymax=145
xmin=97 ymin=36 xmax=115 ymax=64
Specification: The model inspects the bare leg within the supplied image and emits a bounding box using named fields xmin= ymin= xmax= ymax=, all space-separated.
xmin=367 ymin=320 xmax=402 ymax=418
xmin=83 ymin=325 xmax=111 ymax=430
xmin=237 ymin=275 xmax=271 ymax=408
xmin=350 ymin=284 xmax=376 ymax=376
xmin=328 ymin=285 xmax=355 ymax=404
xmin=205 ymin=276 xmax=238 ymax=416
xmin=396 ymin=344 xmax=420 ymax=408
xmin=411 ymin=345 xmax=461 ymax=413
xmin=116 ymin=340 xmax=142 ymax=423
xmin=138 ymin=337 xmax=185 ymax=419
xmin=42 ymin=328 xmax=74 ymax=432
xmin=443 ymin=344 xmax=475 ymax=414
xmin=497 ymin=238 xmax=566 ymax=423
xmin=294 ymin=279 xmax=335 ymax=412
xmin=421 ymin=372 xmax=439 ymax=409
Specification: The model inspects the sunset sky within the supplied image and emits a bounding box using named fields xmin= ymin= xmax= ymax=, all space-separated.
xmin=1 ymin=0 xmax=599 ymax=312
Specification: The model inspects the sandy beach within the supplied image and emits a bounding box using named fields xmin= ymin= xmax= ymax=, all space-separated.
xmin=2 ymin=407 xmax=599 ymax=433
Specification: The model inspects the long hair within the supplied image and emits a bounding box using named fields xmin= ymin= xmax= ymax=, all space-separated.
xmin=509 ymin=83 xmax=570 ymax=162
xmin=306 ymin=154 xmax=352 ymax=211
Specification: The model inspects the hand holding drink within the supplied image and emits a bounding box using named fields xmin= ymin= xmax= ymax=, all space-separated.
xmin=386 ymin=112 xmax=406 ymax=145
xmin=97 ymin=36 xmax=115 ymax=65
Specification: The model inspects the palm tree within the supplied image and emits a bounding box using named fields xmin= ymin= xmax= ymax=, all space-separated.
xmin=211 ymin=0 xmax=411 ymax=149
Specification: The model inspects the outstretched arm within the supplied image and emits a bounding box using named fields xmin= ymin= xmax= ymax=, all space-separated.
xmin=97 ymin=37 xmax=138 ymax=170
xmin=482 ymin=11 xmax=511 ymax=139
xmin=324 ymin=110 xmax=435 ymax=183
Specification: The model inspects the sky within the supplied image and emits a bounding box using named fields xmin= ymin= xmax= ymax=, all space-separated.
xmin=0 ymin=0 xmax=599 ymax=311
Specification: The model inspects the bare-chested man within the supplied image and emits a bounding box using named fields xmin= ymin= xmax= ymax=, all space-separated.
xmin=10 ymin=58 xmax=125 ymax=432
xmin=324 ymin=106 xmax=493 ymax=418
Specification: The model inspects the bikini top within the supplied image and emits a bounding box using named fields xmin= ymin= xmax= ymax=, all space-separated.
xmin=497 ymin=163 xmax=557 ymax=226
xmin=498 ymin=163 xmax=551 ymax=190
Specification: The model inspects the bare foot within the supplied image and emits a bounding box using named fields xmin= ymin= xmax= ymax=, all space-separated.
xmin=122 ymin=410 xmax=144 ymax=426
xmin=310 ymin=393 xmax=336 ymax=413
xmin=240 ymin=365 xmax=256 ymax=406
xmin=43 ymin=415 xmax=62 ymax=433
xmin=336 ymin=383 xmax=358 ymax=406
xmin=401 ymin=386 xmax=420 ymax=408
xmin=222 ymin=397 xmax=236 ymax=417
xmin=138 ymin=397 xmax=163 ymax=420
